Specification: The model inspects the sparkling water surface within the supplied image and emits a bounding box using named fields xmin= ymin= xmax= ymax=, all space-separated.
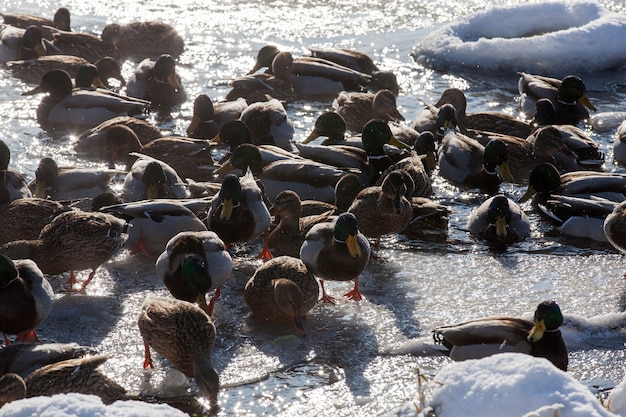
xmin=2 ymin=0 xmax=626 ymax=415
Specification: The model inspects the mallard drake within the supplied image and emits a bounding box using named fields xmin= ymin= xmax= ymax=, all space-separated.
xmin=412 ymin=88 xmax=468 ymax=136
xmin=207 ymin=171 xmax=271 ymax=253
xmin=102 ymin=21 xmax=184 ymax=60
xmin=0 ymin=209 xmax=127 ymax=291
xmin=0 ymin=354 xmax=127 ymax=405
xmin=22 ymin=69 xmax=150 ymax=133
xmin=437 ymin=117 xmax=514 ymax=191
xmin=0 ymin=139 xmax=31 ymax=204
xmin=467 ymin=194 xmax=531 ymax=245
xmin=244 ymin=255 xmax=318 ymax=335
xmin=29 ymin=157 xmax=122 ymax=202
xmin=72 ymin=59 xmax=125 ymax=90
xmin=347 ymin=170 xmax=412 ymax=251
xmin=300 ymin=212 xmax=370 ymax=302
xmin=138 ymin=295 xmax=220 ymax=412
xmin=518 ymin=72 xmax=596 ymax=125
xmin=614 ymin=119 xmax=626 ymax=166
xmin=301 ymin=111 xmax=358 ymax=146
xmin=0 ymin=342 xmax=97 ymax=377
xmin=1 ymin=7 xmax=71 ymax=39
xmin=227 ymin=50 xmax=295 ymax=103
xmin=239 ymin=96 xmax=295 ymax=150
xmin=216 ymin=143 xmax=348 ymax=204
xmin=50 ymin=27 xmax=120 ymax=62
xmin=0 ymin=255 xmax=53 ymax=343
xmin=126 ymin=54 xmax=186 ymax=109
xmin=267 ymin=190 xmax=334 ymax=258
xmin=186 ymin=95 xmax=247 ymax=139
xmin=433 ymin=300 xmax=568 ymax=371
xmin=122 ymin=153 xmax=190 ymax=201
xmin=0 ymin=197 xmax=71 ymax=246
xmin=333 ymin=89 xmax=404 ymax=132
xmin=101 ymin=200 xmax=207 ymax=259
xmin=519 ymin=163 xmax=625 ymax=242
xmin=308 ymin=46 xmax=379 ymax=75
xmin=0 ymin=25 xmax=50 ymax=62
xmin=156 ymin=231 xmax=232 ymax=316
xmin=74 ymin=115 xmax=162 ymax=158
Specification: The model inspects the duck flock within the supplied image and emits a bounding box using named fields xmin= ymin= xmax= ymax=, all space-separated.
xmin=1 ymin=5 xmax=626 ymax=415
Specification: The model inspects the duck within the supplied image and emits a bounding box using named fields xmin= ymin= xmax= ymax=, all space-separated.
xmin=104 ymin=124 xmax=217 ymax=181
xmin=613 ymin=119 xmax=626 ymax=166
xmin=333 ymin=89 xmax=404 ymax=132
xmin=7 ymin=55 xmax=125 ymax=87
xmin=50 ymin=27 xmax=120 ymax=62
xmin=239 ymin=96 xmax=295 ymax=150
xmin=244 ymin=255 xmax=319 ymax=335
xmin=267 ymin=190 xmax=334 ymax=259
xmin=22 ymin=69 xmax=150 ymax=133
xmin=347 ymin=170 xmax=412 ymax=252
xmin=74 ymin=115 xmax=162 ymax=158
xmin=0 ymin=342 xmax=97 ymax=377
xmin=0 ymin=209 xmax=127 ymax=291
xmin=137 ymin=295 xmax=220 ymax=413
xmin=518 ymin=72 xmax=596 ymax=125
xmin=0 ymin=197 xmax=72 ymax=246
xmin=215 ymin=143 xmax=349 ymax=204
xmin=156 ymin=231 xmax=232 ymax=316
xmin=100 ymin=200 xmax=208 ymax=259
xmin=400 ymin=196 xmax=451 ymax=242
xmin=432 ymin=300 xmax=568 ymax=371
xmin=375 ymin=135 xmax=433 ymax=197
xmin=437 ymin=114 xmax=514 ymax=192
xmin=72 ymin=60 xmax=124 ymax=91
xmin=0 ymin=25 xmax=52 ymax=63
xmin=0 ymin=354 xmax=127 ymax=405
xmin=471 ymin=126 xmax=579 ymax=184
xmin=412 ymin=88 xmax=468 ymax=136
xmin=300 ymin=212 xmax=370 ymax=302
xmin=0 ymin=255 xmax=53 ymax=344
xmin=125 ymin=54 xmax=186 ymax=109
xmin=213 ymin=119 xmax=300 ymax=167
xmin=299 ymin=173 xmax=364 ymax=218
xmin=603 ymin=200 xmax=626 ymax=254
xmin=207 ymin=171 xmax=271 ymax=255
xmin=1 ymin=7 xmax=71 ymax=39
xmin=101 ymin=21 xmax=184 ymax=60
xmin=121 ymin=153 xmax=190 ymax=201
xmin=226 ymin=50 xmax=295 ymax=103
xmin=519 ymin=163 xmax=625 ymax=242
xmin=307 ymin=46 xmax=379 ymax=74
xmin=186 ymin=94 xmax=247 ymax=139
xmin=300 ymin=111 xmax=360 ymax=146
xmin=467 ymin=194 xmax=531 ymax=245
xmin=29 ymin=157 xmax=123 ymax=203
xmin=0 ymin=139 xmax=32 ymax=204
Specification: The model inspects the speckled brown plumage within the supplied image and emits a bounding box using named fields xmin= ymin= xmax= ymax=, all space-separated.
xmin=0 ymin=197 xmax=71 ymax=246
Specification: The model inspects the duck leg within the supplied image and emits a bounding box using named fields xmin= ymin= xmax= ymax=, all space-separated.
xmin=206 ymin=287 xmax=221 ymax=316
xmin=130 ymin=234 xmax=154 ymax=258
xmin=318 ymin=280 xmax=337 ymax=304
xmin=343 ymin=277 xmax=363 ymax=301
xmin=78 ymin=268 xmax=98 ymax=291
xmin=16 ymin=329 xmax=41 ymax=343
xmin=142 ymin=339 xmax=154 ymax=369
xmin=256 ymin=228 xmax=273 ymax=261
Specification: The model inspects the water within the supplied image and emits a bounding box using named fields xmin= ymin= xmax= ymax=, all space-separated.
xmin=2 ymin=0 xmax=626 ymax=416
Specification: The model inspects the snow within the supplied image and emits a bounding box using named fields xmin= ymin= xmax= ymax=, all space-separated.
xmin=0 ymin=393 xmax=187 ymax=417
xmin=412 ymin=1 xmax=626 ymax=74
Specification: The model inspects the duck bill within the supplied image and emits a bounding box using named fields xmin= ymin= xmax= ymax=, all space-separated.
xmin=302 ymin=130 xmax=321 ymax=144
xmin=92 ymin=76 xmax=106 ymax=88
xmin=346 ymin=234 xmax=362 ymax=258
xmin=292 ymin=315 xmax=306 ymax=337
xmin=214 ymin=159 xmax=234 ymax=175
xmin=388 ymin=135 xmax=409 ymax=150
xmin=210 ymin=132 xmax=222 ymax=144
xmin=497 ymin=162 xmax=515 ymax=183
xmin=167 ymin=73 xmax=182 ymax=91
xmin=495 ymin=216 xmax=508 ymax=238
xmin=579 ymin=94 xmax=597 ymax=112
xmin=34 ymin=43 xmax=46 ymax=57
xmin=220 ymin=198 xmax=234 ymax=221
xmin=519 ymin=185 xmax=537 ymax=203
xmin=147 ymin=183 xmax=159 ymax=199
xmin=527 ymin=319 xmax=546 ymax=342
xmin=34 ymin=181 xmax=48 ymax=198
xmin=423 ymin=151 xmax=437 ymax=171
xmin=195 ymin=293 xmax=211 ymax=316
xmin=22 ymin=85 xmax=45 ymax=96
xmin=187 ymin=115 xmax=201 ymax=136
